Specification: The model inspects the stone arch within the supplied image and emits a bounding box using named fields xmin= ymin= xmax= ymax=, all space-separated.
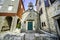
xmin=16 ymin=18 xmax=21 ymax=29
xmin=5 ymin=16 xmax=12 ymax=29
xmin=1 ymin=16 xmax=12 ymax=31
xmin=17 ymin=18 xmax=20 ymax=24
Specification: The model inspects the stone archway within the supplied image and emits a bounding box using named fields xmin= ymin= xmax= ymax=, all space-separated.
xmin=1 ymin=16 xmax=12 ymax=31
xmin=16 ymin=18 xmax=21 ymax=29
xmin=5 ymin=16 xmax=12 ymax=29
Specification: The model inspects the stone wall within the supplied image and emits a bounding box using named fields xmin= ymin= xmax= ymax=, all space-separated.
xmin=0 ymin=16 xmax=18 ymax=32
xmin=47 ymin=1 xmax=60 ymax=35
xmin=40 ymin=0 xmax=50 ymax=32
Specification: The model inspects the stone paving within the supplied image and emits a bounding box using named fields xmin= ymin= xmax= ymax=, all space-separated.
xmin=25 ymin=33 xmax=35 ymax=40
xmin=0 ymin=31 xmax=25 ymax=40
xmin=0 ymin=31 xmax=59 ymax=40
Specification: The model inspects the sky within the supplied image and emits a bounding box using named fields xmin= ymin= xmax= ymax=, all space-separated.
xmin=23 ymin=0 xmax=36 ymax=10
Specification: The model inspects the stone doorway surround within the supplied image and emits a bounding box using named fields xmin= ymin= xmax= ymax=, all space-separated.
xmin=28 ymin=21 xmax=33 ymax=30
xmin=26 ymin=20 xmax=35 ymax=31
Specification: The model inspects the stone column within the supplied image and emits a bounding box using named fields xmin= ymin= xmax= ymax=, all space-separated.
xmin=0 ymin=16 xmax=5 ymax=32
xmin=10 ymin=16 xmax=18 ymax=31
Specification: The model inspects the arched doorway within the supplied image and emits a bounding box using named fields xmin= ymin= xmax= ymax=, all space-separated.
xmin=16 ymin=18 xmax=21 ymax=29
xmin=5 ymin=16 xmax=12 ymax=29
xmin=1 ymin=16 xmax=12 ymax=31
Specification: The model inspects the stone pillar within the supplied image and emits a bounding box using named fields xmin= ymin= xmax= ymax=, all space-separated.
xmin=0 ymin=16 xmax=5 ymax=32
xmin=10 ymin=16 xmax=18 ymax=31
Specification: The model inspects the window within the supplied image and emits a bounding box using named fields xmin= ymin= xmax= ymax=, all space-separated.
xmin=8 ymin=6 xmax=13 ymax=11
xmin=42 ymin=22 xmax=46 ymax=27
xmin=42 ymin=22 xmax=44 ymax=27
xmin=0 ymin=0 xmax=4 ymax=4
xmin=44 ymin=22 xmax=46 ymax=26
xmin=39 ymin=8 xmax=43 ymax=15
xmin=11 ymin=0 xmax=15 ymax=1
xmin=0 ymin=6 xmax=2 ymax=9
xmin=50 ymin=0 xmax=56 ymax=4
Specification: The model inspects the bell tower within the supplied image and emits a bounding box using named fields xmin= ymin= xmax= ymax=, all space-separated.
xmin=28 ymin=2 xmax=33 ymax=10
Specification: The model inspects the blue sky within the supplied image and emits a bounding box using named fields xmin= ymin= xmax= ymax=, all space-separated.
xmin=23 ymin=0 xmax=36 ymax=10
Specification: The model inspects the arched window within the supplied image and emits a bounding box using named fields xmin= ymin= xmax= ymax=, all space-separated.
xmin=16 ymin=18 xmax=21 ymax=29
xmin=5 ymin=16 xmax=12 ymax=29
xmin=1 ymin=16 xmax=12 ymax=31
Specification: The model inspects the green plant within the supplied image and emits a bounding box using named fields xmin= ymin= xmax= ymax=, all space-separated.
xmin=16 ymin=22 xmax=21 ymax=29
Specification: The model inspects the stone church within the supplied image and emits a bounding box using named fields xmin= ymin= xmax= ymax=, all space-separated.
xmin=21 ymin=2 xmax=39 ymax=32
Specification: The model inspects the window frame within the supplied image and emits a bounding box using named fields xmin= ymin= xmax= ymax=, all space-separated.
xmin=0 ymin=5 xmax=2 ymax=10
xmin=8 ymin=5 xmax=13 ymax=11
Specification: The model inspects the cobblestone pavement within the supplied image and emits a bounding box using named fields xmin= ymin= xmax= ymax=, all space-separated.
xmin=25 ymin=33 xmax=35 ymax=40
xmin=0 ymin=32 xmax=25 ymax=40
xmin=0 ymin=31 xmax=59 ymax=40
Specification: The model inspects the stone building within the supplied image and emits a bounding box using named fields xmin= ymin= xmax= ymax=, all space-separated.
xmin=21 ymin=2 xmax=39 ymax=32
xmin=36 ymin=0 xmax=60 ymax=38
xmin=0 ymin=0 xmax=24 ymax=32
xmin=36 ymin=0 xmax=50 ymax=32
xmin=47 ymin=0 xmax=60 ymax=37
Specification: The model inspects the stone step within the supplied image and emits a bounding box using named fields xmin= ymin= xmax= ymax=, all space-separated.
xmin=26 ymin=30 xmax=35 ymax=33
xmin=25 ymin=33 xmax=35 ymax=40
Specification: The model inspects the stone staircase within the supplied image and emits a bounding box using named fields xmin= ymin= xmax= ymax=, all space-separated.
xmin=25 ymin=30 xmax=35 ymax=33
xmin=25 ymin=33 xmax=35 ymax=40
xmin=0 ymin=31 xmax=59 ymax=40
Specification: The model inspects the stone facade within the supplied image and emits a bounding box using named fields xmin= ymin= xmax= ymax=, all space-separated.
xmin=21 ymin=2 xmax=39 ymax=32
xmin=36 ymin=0 xmax=60 ymax=36
xmin=47 ymin=0 xmax=60 ymax=35
xmin=36 ymin=0 xmax=50 ymax=32
xmin=0 ymin=16 xmax=18 ymax=32
xmin=21 ymin=10 xmax=38 ymax=32
xmin=0 ymin=0 xmax=24 ymax=32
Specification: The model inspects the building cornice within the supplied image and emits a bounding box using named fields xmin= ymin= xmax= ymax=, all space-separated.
xmin=0 ymin=13 xmax=16 ymax=16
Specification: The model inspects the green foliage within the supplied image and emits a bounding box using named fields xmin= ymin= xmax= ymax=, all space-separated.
xmin=16 ymin=22 xmax=21 ymax=29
